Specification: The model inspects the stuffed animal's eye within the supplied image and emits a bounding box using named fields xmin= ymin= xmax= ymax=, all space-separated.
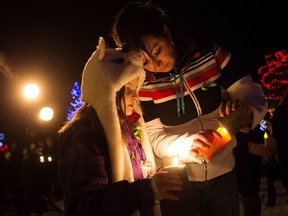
xmin=111 ymin=58 xmax=124 ymax=64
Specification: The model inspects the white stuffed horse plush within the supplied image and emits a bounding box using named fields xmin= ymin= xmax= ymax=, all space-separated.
xmin=80 ymin=37 xmax=156 ymax=184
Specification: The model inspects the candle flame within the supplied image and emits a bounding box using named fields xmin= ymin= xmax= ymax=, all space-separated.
xmin=217 ymin=126 xmax=232 ymax=142
xmin=173 ymin=155 xmax=179 ymax=166
xmin=221 ymin=127 xmax=228 ymax=133
xmin=264 ymin=132 xmax=268 ymax=139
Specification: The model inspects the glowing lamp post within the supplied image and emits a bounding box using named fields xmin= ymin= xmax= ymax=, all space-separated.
xmin=39 ymin=107 xmax=54 ymax=122
xmin=23 ymin=81 xmax=55 ymax=146
xmin=23 ymin=83 xmax=40 ymax=142
xmin=23 ymin=83 xmax=40 ymax=100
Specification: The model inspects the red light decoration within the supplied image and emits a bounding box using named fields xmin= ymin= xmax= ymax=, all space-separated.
xmin=0 ymin=143 xmax=8 ymax=152
xmin=258 ymin=50 xmax=288 ymax=107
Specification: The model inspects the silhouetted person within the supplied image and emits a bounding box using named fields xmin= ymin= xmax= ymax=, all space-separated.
xmin=22 ymin=142 xmax=47 ymax=215
xmin=262 ymin=113 xmax=279 ymax=207
xmin=40 ymin=136 xmax=58 ymax=200
xmin=4 ymin=141 xmax=26 ymax=215
xmin=0 ymin=150 xmax=10 ymax=215
xmin=234 ymin=125 xmax=264 ymax=216
xmin=271 ymin=89 xmax=288 ymax=196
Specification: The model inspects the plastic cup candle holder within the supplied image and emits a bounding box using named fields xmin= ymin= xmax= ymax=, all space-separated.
xmin=198 ymin=106 xmax=251 ymax=162
xmin=198 ymin=127 xmax=232 ymax=162
xmin=162 ymin=155 xmax=190 ymax=197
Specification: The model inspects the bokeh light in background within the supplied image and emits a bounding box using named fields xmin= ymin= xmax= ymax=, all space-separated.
xmin=39 ymin=107 xmax=54 ymax=121
xmin=23 ymin=83 xmax=40 ymax=100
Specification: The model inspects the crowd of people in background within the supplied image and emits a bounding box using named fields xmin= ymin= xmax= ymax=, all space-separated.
xmin=0 ymin=136 xmax=63 ymax=216
xmin=270 ymin=89 xmax=288 ymax=201
xmin=234 ymin=89 xmax=288 ymax=216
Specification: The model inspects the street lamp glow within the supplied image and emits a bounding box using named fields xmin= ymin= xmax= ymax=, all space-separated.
xmin=39 ymin=107 xmax=54 ymax=121
xmin=24 ymin=83 xmax=40 ymax=100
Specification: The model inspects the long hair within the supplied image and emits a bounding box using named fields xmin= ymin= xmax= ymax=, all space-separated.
xmin=116 ymin=85 xmax=141 ymax=144
xmin=57 ymin=103 xmax=100 ymax=158
xmin=58 ymin=103 xmax=96 ymax=134
xmin=58 ymin=85 xmax=140 ymax=151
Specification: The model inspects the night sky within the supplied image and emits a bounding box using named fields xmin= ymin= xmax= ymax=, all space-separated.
xmin=0 ymin=0 xmax=287 ymax=142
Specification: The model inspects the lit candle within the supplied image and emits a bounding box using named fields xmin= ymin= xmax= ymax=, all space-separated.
xmin=163 ymin=155 xmax=186 ymax=175
xmin=264 ymin=132 xmax=268 ymax=147
xmin=197 ymin=105 xmax=251 ymax=162
xmin=163 ymin=154 xmax=179 ymax=166
xmin=198 ymin=126 xmax=232 ymax=162
xmin=162 ymin=155 xmax=189 ymax=196
xmin=216 ymin=126 xmax=233 ymax=145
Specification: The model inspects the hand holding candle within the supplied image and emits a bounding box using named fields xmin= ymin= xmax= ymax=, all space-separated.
xmin=198 ymin=105 xmax=251 ymax=162
xmin=162 ymin=155 xmax=190 ymax=197
xmin=197 ymin=127 xmax=232 ymax=162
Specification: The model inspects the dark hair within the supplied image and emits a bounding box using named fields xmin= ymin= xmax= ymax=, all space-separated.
xmin=116 ymin=86 xmax=127 ymax=120
xmin=58 ymin=85 xmax=136 ymax=156
xmin=112 ymin=1 xmax=168 ymax=53
xmin=116 ymin=85 xmax=137 ymax=142
xmin=58 ymin=103 xmax=97 ymax=134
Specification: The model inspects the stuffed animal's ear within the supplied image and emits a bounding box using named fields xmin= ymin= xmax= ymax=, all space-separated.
xmin=95 ymin=37 xmax=106 ymax=61
xmin=81 ymin=37 xmax=106 ymax=106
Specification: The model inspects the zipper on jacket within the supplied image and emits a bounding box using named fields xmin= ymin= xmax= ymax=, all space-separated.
xmin=204 ymin=162 xmax=208 ymax=180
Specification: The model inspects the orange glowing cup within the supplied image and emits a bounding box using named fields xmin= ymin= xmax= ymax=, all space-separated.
xmin=198 ymin=105 xmax=251 ymax=162
xmin=198 ymin=126 xmax=232 ymax=162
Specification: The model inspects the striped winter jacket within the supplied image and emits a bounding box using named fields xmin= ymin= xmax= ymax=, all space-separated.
xmin=138 ymin=37 xmax=268 ymax=181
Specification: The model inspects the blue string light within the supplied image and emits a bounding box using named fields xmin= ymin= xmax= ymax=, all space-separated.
xmin=67 ymin=81 xmax=83 ymax=121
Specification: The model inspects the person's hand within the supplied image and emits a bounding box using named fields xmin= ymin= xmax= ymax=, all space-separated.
xmin=152 ymin=171 xmax=183 ymax=201
xmin=189 ymin=129 xmax=221 ymax=158
xmin=219 ymin=99 xmax=253 ymax=132
xmin=219 ymin=99 xmax=252 ymax=117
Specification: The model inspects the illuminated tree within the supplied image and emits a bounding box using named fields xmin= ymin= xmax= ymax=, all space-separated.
xmin=67 ymin=81 xmax=83 ymax=121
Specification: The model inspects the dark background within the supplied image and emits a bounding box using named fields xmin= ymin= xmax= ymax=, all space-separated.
xmin=0 ymin=0 xmax=287 ymax=143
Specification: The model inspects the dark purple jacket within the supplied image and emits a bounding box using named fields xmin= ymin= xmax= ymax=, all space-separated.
xmin=58 ymin=116 xmax=155 ymax=216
